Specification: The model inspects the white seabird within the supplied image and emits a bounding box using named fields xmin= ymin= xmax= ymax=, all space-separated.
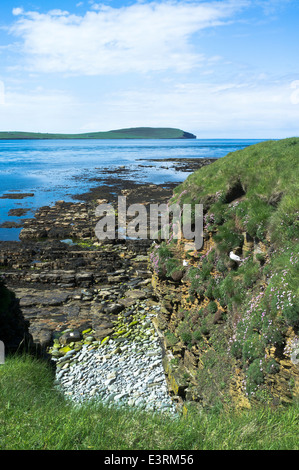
xmin=229 ymin=251 xmax=242 ymax=262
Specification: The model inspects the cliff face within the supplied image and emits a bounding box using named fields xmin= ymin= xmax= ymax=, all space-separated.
xmin=0 ymin=279 xmax=32 ymax=354
xmin=149 ymin=138 xmax=299 ymax=411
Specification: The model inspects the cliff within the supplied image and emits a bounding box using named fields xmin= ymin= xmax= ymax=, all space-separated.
xmin=0 ymin=279 xmax=32 ymax=354
xmin=149 ymin=137 xmax=299 ymax=411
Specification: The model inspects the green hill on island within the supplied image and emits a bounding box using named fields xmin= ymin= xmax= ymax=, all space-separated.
xmin=0 ymin=127 xmax=196 ymax=140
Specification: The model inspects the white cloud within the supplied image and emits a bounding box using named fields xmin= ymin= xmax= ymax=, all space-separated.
xmin=5 ymin=1 xmax=297 ymax=137
xmin=290 ymin=80 xmax=299 ymax=105
xmin=12 ymin=7 xmax=24 ymax=16
xmin=89 ymin=77 xmax=299 ymax=137
xmin=9 ymin=1 xmax=248 ymax=75
xmin=255 ymin=0 xmax=294 ymax=16
xmin=1 ymin=76 xmax=297 ymax=137
xmin=0 ymin=81 xmax=5 ymax=105
xmin=47 ymin=10 xmax=70 ymax=17
xmin=0 ymin=87 xmax=78 ymax=132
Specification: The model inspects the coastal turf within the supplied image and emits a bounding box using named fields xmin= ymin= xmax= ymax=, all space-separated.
xmin=0 ymin=353 xmax=298 ymax=450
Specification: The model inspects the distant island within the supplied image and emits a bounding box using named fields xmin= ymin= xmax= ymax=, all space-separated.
xmin=0 ymin=127 xmax=196 ymax=140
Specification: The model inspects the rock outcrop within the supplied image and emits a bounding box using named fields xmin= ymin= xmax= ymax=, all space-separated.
xmin=149 ymin=235 xmax=299 ymax=412
xmin=0 ymin=279 xmax=32 ymax=354
xmin=147 ymin=138 xmax=299 ymax=412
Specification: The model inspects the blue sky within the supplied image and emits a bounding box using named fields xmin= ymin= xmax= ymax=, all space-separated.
xmin=0 ymin=0 xmax=298 ymax=138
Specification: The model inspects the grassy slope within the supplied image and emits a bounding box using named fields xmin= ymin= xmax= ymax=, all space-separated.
xmin=173 ymin=137 xmax=299 ymax=244
xmin=0 ymin=127 xmax=196 ymax=140
xmin=152 ymin=137 xmax=299 ymax=404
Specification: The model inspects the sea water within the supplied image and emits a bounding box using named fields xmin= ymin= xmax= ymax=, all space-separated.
xmin=0 ymin=138 xmax=265 ymax=241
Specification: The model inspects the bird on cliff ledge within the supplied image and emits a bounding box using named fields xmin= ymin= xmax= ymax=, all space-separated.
xmin=229 ymin=251 xmax=242 ymax=262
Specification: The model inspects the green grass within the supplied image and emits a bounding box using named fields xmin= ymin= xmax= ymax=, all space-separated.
xmin=0 ymin=354 xmax=298 ymax=450
xmin=0 ymin=127 xmax=196 ymax=140
xmin=172 ymin=137 xmax=299 ymax=244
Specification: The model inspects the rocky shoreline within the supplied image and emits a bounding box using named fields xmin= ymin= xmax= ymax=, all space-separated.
xmin=0 ymin=157 xmax=216 ymax=413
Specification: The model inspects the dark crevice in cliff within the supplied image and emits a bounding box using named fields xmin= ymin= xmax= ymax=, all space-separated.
xmin=224 ymin=179 xmax=246 ymax=204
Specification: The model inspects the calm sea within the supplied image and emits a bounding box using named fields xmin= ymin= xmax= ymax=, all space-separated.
xmin=0 ymin=138 xmax=265 ymax=241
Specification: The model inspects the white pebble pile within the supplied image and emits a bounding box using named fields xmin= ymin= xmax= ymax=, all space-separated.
xmin=53 ymin=319 xmax=177 ymax=416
